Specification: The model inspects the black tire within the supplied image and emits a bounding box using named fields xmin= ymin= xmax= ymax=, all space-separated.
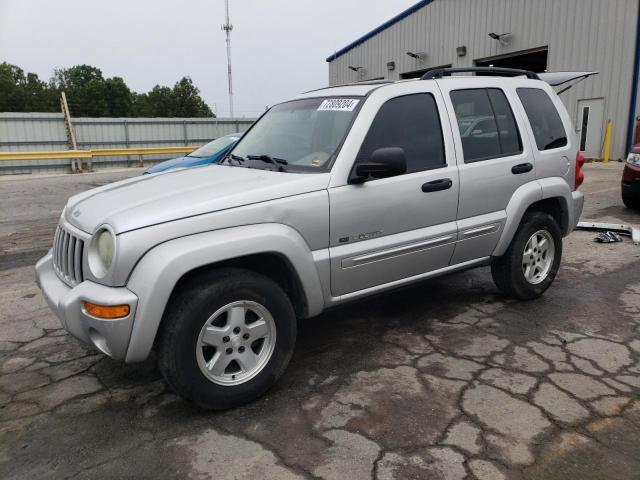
xmin=622 ymin=192 xmax=640 ymax=210
xmin=491 ymin=211 xmax=562 ymax=300
xmin=157 ymin=268 xmax=296 ymax=410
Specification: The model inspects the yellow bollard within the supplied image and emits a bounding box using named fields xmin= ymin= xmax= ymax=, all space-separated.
xmin=603 ymin=120 xmax=612 ymax=163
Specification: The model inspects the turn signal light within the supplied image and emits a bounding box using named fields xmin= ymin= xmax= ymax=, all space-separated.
xmin=83 ymin=302 xmax=130 ymax=319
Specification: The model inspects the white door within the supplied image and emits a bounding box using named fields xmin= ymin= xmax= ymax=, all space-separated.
xmin=576 ymin=98 xmax=604 ymax=159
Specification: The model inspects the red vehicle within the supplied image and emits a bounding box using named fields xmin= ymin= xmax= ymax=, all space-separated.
xmin=622 ymin=143 xmax=640 ymax=209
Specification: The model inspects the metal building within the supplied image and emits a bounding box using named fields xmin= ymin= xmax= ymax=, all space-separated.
xmin=327 ymin=0 xmax=640 ymax=160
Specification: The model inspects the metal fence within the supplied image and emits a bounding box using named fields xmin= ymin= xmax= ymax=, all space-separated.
xmin=0 ymin=112 xmax=255 ymax=174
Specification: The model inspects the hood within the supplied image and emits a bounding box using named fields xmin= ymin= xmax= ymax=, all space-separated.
xmin=66 ymin=164 xmax=330 ymax=234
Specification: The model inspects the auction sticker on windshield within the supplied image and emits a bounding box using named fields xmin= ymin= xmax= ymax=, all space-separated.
xmin=318 ymin=98 xmax=360 ymax=112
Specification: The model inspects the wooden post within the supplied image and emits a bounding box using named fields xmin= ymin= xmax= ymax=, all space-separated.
xmin=60 ymin=92 xmax=81 ymax=173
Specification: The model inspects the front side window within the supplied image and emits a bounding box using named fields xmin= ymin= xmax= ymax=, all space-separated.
xmin=230 ymin=97 xmax=360 ymax=172
xmin=517 ymin=88 xmax=568 ymax=151
xmin=356 ymin=94 xmax=446 ymax=173
xmin=450 ymin=88 xmax=522 ymax=163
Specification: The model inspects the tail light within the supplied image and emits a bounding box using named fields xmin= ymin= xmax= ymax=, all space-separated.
xmin=574 ymin=151 xmax=585 ymax=190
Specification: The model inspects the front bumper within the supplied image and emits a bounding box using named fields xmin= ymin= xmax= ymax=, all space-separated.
xmin=35 ymin=252 xmax=138 ymax=361
xmin=621 ymin=179 xmax=640 ymax=197
xmin=622 ymin=163 xmax=640 ymax=197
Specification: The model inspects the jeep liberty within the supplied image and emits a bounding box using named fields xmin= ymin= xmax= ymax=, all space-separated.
xmin=36 ymin=68 xmax=592 ymax=409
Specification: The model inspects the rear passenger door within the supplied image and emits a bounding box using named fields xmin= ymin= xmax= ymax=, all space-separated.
xmin=439 ymin=82 xmax=535 ymax=264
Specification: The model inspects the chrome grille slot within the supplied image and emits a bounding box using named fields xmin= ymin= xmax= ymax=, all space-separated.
xmin=52 ymin=225 xmax=85 ymax=286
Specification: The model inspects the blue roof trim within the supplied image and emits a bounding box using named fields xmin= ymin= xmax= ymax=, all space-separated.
xmin=326 ymin=0 xmax=434 ymax=62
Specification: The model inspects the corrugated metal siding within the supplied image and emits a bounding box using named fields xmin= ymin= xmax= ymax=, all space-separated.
xmin=329 ymin=0 xmax=640 ymax=159
xmin=0 ymin=114 xmax=255 ymax=174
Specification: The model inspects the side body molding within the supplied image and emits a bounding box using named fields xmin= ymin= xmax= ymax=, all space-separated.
xmin=492 ymin=178 xmax=575 ymax=257
xmin=124 ymin=224 xmax=325 ymax=363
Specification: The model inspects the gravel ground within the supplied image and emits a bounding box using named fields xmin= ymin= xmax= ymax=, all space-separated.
xmin=1 ymin=162 xmax=639 ymax=480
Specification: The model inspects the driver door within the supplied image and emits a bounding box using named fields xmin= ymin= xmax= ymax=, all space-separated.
xmin=329 ymin=88 xmax=459 ymax=297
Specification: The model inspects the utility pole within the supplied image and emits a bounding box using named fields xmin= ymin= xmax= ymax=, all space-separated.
xmin=221 ymin=0 xmax=234 ymax=118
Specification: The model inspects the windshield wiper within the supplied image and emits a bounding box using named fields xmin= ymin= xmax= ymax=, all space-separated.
xmin=247 ymin=154 xmax=289 ymax=166
xmin=224 ymin=154 xmax=246 ymax=166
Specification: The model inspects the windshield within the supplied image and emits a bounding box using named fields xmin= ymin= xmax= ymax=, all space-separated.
xmin=228 ymin=97 xmax=361 ymax=172
xmin=189 ymin=135 xmax=239 ymax=158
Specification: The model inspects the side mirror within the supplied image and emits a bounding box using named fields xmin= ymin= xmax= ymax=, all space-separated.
xmin=350 ymin=147 xmax=407 ymax=184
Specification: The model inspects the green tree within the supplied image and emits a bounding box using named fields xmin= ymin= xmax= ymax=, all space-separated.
xmin=24 ymin=72 xmax=58 ymax=111
xmin=131 ymin=78 xmax=213 ymax=117
xmin=132 ymin=85 xmax=174 ymax=117
xmin=0 ymin=62 xmax=57 ymax=112
xmin=104 ymin=77 xmax=132 ymax=117
xmin=1 ymin=62 xmax=215 ymax=118
xmin=171 ymin=77 xmax=213 ymax=117
xmin=51 ymin=65 xmax=111 ymax=116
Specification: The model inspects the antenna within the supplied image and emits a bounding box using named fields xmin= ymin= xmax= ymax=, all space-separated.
xmin=221 ymin=0 xmax=234 ymax=118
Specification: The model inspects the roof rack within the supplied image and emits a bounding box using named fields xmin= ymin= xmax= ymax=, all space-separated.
xmin=302 ymin=79 xmax=393 ymax=94
xmin=421 ymin=67 xmax=539 ymax=80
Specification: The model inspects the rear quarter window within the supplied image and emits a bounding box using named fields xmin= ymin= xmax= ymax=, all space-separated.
xmin=517 ymin=88 xmax=568 ymax=151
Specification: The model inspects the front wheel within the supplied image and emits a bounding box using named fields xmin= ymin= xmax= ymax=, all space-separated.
xmin=491 ymin=211 xmax=562 ymax=300
xmin=157 ymin=268 xmax=296 ymax=410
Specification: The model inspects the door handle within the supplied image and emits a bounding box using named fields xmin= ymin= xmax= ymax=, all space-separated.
xmin=511 ymin=163 xmax=533 ymax=175
xmin=422 ymin=178 xmax=453 ymax=193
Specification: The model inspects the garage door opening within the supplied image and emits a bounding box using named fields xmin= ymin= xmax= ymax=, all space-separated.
xmin=475 ymin=48 xmax=548 ymax=73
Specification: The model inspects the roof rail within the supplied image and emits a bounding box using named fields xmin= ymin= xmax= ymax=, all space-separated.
xmin=302 ymin=79 xmax=393 ymax=94
xmin=421 ymin=67 xmax=539 ymax=80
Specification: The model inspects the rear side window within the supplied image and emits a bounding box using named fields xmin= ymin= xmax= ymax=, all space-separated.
xmin=450 ymin=88 xmax=522 ymax=163
xmin=517 ymin=88 xmax=568 ymax=150
xmin=356 ymin=93 xmax=445 ymax=173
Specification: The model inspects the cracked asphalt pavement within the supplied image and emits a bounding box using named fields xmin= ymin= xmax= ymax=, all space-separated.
xmin=1 ymin=163 xmax=640 ymax=479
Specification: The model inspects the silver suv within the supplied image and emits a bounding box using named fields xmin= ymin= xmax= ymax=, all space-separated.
xmin=36 ymin=68 xmax=589 ymax=409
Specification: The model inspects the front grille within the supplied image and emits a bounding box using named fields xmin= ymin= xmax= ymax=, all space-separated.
xmin=52 ymin=225 xmax=85 ymax=286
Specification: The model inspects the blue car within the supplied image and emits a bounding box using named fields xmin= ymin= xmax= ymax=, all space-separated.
xmin=144 ymin=132 xmax=243 ymax=174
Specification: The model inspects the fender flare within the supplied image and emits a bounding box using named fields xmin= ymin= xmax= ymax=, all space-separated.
xmin=537 ymin=177 xmax=574 ymax=235
xmin=124 ymin=224 xmax=325 ymax=363
xmin=492 ymin=178 xmax=573 ymax=257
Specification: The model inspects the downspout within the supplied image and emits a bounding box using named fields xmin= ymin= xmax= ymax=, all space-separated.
xmin=625 ymin=1 xmax=640 ymax=152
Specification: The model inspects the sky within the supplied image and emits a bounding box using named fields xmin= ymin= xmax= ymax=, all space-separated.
xmin=0 ymin=0 xmax=418 ymax=117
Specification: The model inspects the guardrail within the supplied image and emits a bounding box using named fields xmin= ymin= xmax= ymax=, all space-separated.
xmin=0 ymin=146 xmax=200 ymax=172
xmin=0 ymin=146 xmax=198 ymax=161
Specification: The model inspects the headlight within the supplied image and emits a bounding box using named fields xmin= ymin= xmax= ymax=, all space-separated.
xmin=627 ymin=153 xmax=640 ymax=166
xmin=89 ymin=226 xmax=116 ymax=278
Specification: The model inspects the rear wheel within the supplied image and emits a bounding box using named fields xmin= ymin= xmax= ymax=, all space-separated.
xmin=157 ymin=268 xmax=296 ymax=410
xmin=491 ymin=211 xmax=562 ymax=300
